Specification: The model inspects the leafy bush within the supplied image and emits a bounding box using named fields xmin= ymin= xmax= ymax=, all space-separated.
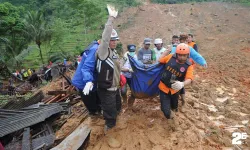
xmin=116 ymin=42 xmax=123 ymax=56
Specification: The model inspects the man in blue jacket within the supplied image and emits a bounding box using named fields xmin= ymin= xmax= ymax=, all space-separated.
xmin=72 ymin=40 xmax=101 ymax=116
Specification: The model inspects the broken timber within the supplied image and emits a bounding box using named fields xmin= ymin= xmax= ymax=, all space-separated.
xmin=51 ymin=124 xmax=91 ymax=150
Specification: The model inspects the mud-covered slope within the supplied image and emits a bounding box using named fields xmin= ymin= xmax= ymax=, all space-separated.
xmin=86 ymin=2 xmax=250 ymax=150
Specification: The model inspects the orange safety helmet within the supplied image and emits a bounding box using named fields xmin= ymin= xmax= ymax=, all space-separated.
xmin=176 ymin=43 xmax=190 ymax=54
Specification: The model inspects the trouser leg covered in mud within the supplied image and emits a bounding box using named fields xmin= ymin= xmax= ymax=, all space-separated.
xmin=80 ymin=90 xmax=101 ymax=114
xmin=180 ymin=88 xmax=185 ymax=104
xmin=160 ymin=90 xmax=179 ymax=119
xmin=98 ymin=89 xmax=118 ymax=128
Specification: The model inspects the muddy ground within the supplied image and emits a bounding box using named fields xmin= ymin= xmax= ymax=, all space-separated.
xmin=84 ymin=1 xmax=250 ymax=150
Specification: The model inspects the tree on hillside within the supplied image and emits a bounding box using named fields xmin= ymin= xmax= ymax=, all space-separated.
xmin=66 ymin=0 xmax=106 ymax=44
xmin=0 ymin=2 xmax=30 ymax=68
xmin=0 ymin=56 xmax=13 ymax=79
xmin=23 ymin=11 xmax=52 ymax=64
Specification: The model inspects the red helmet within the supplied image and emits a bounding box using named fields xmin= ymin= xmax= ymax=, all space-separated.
xmin=176 ymin=43 xmax=190 ymax=54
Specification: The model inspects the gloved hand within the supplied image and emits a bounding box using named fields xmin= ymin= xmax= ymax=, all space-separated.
xmin=82 ymin=82 xmax=93 ymax=95
xmin=107 ymin=4 xmax=118 ymax=18
xmin=171 ymin=81 xmax=184 ymax=91
xmin=129 ymin=68 xmax=133 ymax=73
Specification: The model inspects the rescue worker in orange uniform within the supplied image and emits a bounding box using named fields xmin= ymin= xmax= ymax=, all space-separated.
xmin=158 ymin=43 xmax=194 ymax=129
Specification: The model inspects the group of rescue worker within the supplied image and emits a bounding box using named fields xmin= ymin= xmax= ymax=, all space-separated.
xmin=12 ymin=68 xmax=33 ymax=80
xmin=72 ymin=4 xmax=207 ymax=133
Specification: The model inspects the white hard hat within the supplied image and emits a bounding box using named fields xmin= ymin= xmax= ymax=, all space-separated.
xmin=154 ymin=38 xmax=163 ymax=44
xmin=111 ymin=29 xmax=119 ymax=40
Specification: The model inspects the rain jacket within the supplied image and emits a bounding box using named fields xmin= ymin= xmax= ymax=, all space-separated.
xmin=72 ymin=41 xmax=99 ymax=91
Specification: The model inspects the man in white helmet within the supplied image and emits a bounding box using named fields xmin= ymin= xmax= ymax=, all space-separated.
xmin=93 ymin=5 xmax=121 ymax=132
xmin=152 ymin=38 xmax=169 ymax=62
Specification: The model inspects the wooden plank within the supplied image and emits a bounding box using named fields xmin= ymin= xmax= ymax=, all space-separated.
xmin=56 ymin=94 xmax=70 ymax=103
xmin=48 ymin=91 xmax=67 ymax=95
xmin=64 ymin=85 xmax=70 ymax=89
xmin=65 ymin=85 xmax=71 ymax=90
xmin=43 ymin=96 xmax=55 ymax=103
xmin=46 ymin=95 xmax=61 ymax=104
xmin=51 ymin=124 xmax=91 ymax=150
xmin=70 ymin=86 xmax=75 ymax=91
xmin=73 ymin=96 xmax=81 ymax=101
xmin=22 ymin=128 xmax=31 ymax=150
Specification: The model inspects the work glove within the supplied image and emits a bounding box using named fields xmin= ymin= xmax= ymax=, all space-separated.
xmin=82 ymin=82 xmax=93 ymax=95
xmin=107 ymin=4 xmax=118 ymax=18
xmin=171 ymin=81 xmax=184 ymax=91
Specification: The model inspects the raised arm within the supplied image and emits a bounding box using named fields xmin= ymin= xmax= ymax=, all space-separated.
xmin=97 ymin=5 xmax=118 ymax=60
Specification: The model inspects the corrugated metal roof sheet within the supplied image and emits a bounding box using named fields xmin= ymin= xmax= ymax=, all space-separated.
xmin=2 ymin=91 xmax=44 ymax=110
xmin=0 ymin=103 xmax=64 ymax=137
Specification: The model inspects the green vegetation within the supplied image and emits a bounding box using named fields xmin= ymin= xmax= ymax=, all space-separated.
xmin=2 ymin=0 xmax=248 ymax=76
xmin=0 ymin=0 xmax=141 ymax=74
xmin=0 ymin=2 xmax=28 ymax=67
xmin=151 ymin=0 xmax=250 ymax=5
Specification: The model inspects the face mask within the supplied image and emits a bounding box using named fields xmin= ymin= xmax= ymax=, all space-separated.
xmin=129 ymin=52 xmax=135 ymax=57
